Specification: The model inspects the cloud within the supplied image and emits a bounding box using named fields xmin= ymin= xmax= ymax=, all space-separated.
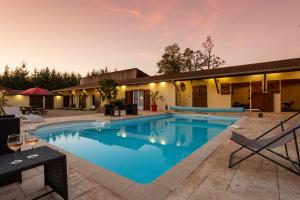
xmin=135 ymin=51 xmax=159 ymax=60
xmin=105 ymin=6 xmax=142 ymax=18
xmin=135 ymin=11 xmax=164 ymax=31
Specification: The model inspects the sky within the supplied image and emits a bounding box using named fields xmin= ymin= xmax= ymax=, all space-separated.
xmin=0 ymin=0 xmax=299 ymax=76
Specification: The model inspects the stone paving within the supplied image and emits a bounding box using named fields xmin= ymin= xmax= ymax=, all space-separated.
xmin=0 ymin=112 xmax=300 ymax=200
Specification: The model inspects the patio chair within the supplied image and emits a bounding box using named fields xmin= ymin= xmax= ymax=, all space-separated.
xmin=126 ymin=104 xmax=138 ymax=115
xmin=3 ymin=106 xmax=44 ymax=123
xmin=0 ymin=117 xmax=22 ymax=185
xmin=229 ymin=112 xmax=300 ymax=175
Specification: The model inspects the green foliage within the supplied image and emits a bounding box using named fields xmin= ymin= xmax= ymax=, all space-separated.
xmin=202 ymin=36 xmax=225 ymax=69
xmin=157 ymin=43 xmax=183 ymax=74
xmin=0 ymin=93 xmax=8 ymax=114
xmin=157 ymin=36 xmax=225 ymax=74
xmin=110 ymin=98 xmax=125 ymax=107
xmin=0 ymin=63 xmax=81 ymax=90
xmin=98 ymin=78 xmax=119 ymax=104
xmin=86 ymin=67 xmax=109 ymax=77
xmin=150 ymin=91 xmax=164 ymax=105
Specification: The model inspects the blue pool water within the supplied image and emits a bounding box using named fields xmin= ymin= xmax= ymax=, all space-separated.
xmin=35 ymin=114 xmax=238 ymax=184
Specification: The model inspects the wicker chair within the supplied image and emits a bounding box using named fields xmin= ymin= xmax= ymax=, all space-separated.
xmin=0 ymin=117 xmax=22 ymax=186
xmin=126 ymin=104 xmax=138 ymax=115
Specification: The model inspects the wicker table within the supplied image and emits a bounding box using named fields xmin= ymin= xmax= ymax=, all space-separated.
xmin=0 ymin=146 xmax=68 ymax=200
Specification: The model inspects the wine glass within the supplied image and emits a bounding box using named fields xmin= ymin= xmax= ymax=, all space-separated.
xmin=25 ymin=132 xmax=39 ymax=158
xmin=7 ymin=134 xmax=23 ymax=165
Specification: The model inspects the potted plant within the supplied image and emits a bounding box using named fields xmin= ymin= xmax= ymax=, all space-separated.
xmin=0 ymin=92 xmax=8 ymax=115
xmin=98 ymin=78 xmax=119 ymax=115
xmin=150 ymin=91 xmax=164 ymax=112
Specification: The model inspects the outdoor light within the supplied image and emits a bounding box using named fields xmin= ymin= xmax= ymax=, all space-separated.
xmin=180 ymin=83 xmax=186 ymax=91
xmin=160 ymin=140 xmax=166 ymax=145
xmin=150 ymin=137 xmax=155 ymax=143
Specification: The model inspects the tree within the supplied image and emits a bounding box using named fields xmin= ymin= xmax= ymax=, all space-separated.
xmin=98 ymin=78 xmax=119 ymax=104
xmin=201 ymin=36 xmax=225 ymax=69
xmin=0 ymin=64 xmax=80 ymax=91
xmin=0 ymin=92 xmax=8 ymax=114
xmin=0 ymin=66 xmax=12 ymax=88
xmin=157 ymin=43 xmax=183 ymax=74
xmin=157 ymin=36 xmax=225 ymax=74
xmin=182 ymin=48 xmax=204 ymax=71
xmin=10 ymin=63 xmax=31 ymax=90
xmin=87 ymin=67 xmax=109 ymax=77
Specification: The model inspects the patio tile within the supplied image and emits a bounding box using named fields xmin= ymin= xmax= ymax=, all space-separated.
xmin=68 ymin=179 xmax=98 ymax=199
xmin=121 ymin=183 xmax=170 ymax=200
xmin=155 ymin=164 xmax=191 ymax=191
xmin=0 ymin=183 xmax=24 ymax=200
xmin=68 ymin=172 xmax=87 ymax=188
xmin=22 ymin=168 xmax=41 ymax=179
xmin=228 ymin=176 xmax=279 ymax=200
xmin=19 ymin=173 xmax=48 ymax=196
xmin=279 ymin=188 xmax=300 ymax=200
xmin=181 ymin=171 xmax=208 ymax=190
xmin=188 ymin=184 xmax=248 ymax=200
xmin=87 ymin=168 xmax=134 ymax=194
xmin=201 ymin=174 xmax=231 ymax=190
xmin=165 ymin=185 xmax=194 ymax=200
xmin=277 ymin=168 xmax=300 ymax=193
xmin=69 ymin=160 xmax=100 ymax=177
xmin=74 ymin=186 xmax=123 ymax=200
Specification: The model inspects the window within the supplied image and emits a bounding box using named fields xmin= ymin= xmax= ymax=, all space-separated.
xmin=92 ymin=95 xmax=96 ymax=106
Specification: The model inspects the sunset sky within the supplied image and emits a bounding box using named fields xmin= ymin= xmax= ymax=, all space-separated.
xmin=0 ymin=0 xmax=299 ymax=76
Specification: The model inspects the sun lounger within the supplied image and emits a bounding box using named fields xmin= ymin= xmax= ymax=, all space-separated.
xmin=3 ymin=107 xmax=44 ymax=123
xmin=229 ymin=112 xmax=300 ymax=175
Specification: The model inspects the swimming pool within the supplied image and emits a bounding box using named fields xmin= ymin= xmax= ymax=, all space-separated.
xmin=35 ymin=114 xmax=238 ymax=184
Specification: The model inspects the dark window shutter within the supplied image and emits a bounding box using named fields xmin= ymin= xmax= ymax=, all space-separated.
xmin=144 ymin=90 xmax=150 ymax=110
xmin=221 ymin=84 xmax=231 ymax=95
xmin=267 ymin=80 xmax=280 ymax=93
xmin=192 ymin=85 xmax=207 ymax=107
xmin=125 ymin=90 xmax=133 ymax=105
xmin=251 ymin=81 xmax=262 ymax=94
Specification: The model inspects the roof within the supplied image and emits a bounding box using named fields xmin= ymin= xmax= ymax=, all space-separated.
xmin=19 ymin=87 xmax=54 ymax=96
xmin=53 ymin=57 xmax=300 ymax=91
xmin=119 ymin=57 xmax=300 ymax=85
xmin=80 ymin=68 xmax=149 ymax=85
xmin=53 ymin=83 xmax=99 ymax=92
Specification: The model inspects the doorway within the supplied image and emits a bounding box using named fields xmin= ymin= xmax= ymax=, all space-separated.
xmin=45 ymin=96 xmax=54 ymax=109
xmin=29 ymin=96 xmax=43 ymax=108
xmin=251 ymin=93 xmax=274 ymax=112
xmin=63 ymin=96 xmax=70 ymax=108
xmin=281 ymin=79 xmax=300 ymax=111
xmin=231 ymin=82 xmax=250 ymax=109
xmin=133 ymin=90 xmax=144 ymax=110
xmin=192 ymin=85 xmax=207 ymax=107
xmin=79 ymin=95 xmax=86 ymax=108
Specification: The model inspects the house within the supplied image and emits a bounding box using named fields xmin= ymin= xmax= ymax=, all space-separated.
xmin=54 ymin=57 xmax=300 ymax=112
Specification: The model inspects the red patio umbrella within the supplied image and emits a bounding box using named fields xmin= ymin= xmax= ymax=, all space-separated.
xmin=19 ymin=87 xmax=54 ymax=95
